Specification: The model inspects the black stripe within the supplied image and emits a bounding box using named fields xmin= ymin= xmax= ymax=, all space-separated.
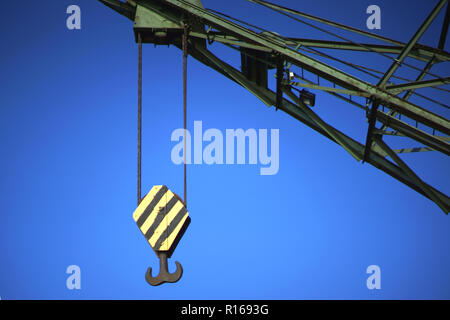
xmin=136 ymin=185 xmax=168 ymax=228
xmin=144 ymin=195 xmax=178 ymax=241
xmin=154 ymin=207 xmax=187 ymax=250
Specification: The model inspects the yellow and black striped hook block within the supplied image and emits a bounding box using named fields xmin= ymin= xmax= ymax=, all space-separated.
xmin=132 ymin=185 xmax=191 ymax=286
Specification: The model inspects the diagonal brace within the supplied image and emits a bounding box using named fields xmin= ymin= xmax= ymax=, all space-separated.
xmin=378 ymin=0 xmax=448 ymax=88
xmin=282 ymin=87 xmax=361 ymax=161
xmin=386 ymin=77 xmax=450 ymax=93
xmin=373 ymin=137 xmax=449 ymax=213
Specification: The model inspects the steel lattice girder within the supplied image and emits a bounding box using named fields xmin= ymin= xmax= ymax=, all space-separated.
xmin=189 ymin=44 xmax=450 ymax=213
xmin=284 ymin=39 xmax=450 ymax=62
xmin=377 ymin=0 xmax=447 ymax=88
xmin=159 ymin=0 xmax=450 ymax=135
xmin=188 ymin=33 xmax=450 ymax=62
xmin=98 ymin=0 xmax=450 ymax=213
xmin=249 ymin=0 xmax=450 ymax=62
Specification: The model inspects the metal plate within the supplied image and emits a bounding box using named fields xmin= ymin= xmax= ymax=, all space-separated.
xmin=133 ymin=185 xmax=190 ymax=255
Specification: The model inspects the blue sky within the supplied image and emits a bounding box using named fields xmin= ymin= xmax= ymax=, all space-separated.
xmin=0 ymin=0 xmax=449 ymax=299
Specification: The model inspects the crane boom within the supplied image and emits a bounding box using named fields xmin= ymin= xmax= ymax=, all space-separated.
xmin=99 ymin=0 xmax=450 ymax=213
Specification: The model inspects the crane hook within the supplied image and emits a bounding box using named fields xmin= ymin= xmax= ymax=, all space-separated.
xmin=145 ymin=252 xmax=183 ymax=286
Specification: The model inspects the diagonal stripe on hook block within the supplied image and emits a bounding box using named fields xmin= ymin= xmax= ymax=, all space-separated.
xmin=133 ymin=185 xmax=190 ymax=257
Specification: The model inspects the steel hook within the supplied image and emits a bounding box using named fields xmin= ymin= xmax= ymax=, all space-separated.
xmin=145 ymin=252 xmax=183 ymax=286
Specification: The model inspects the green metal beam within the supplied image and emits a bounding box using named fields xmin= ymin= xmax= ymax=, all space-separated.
xmin=376 ymin=110 xmax=450 ymax=155
xmin=104 ymin=0 xmax=450 ymax=134
xmin=193 ymin=45 xmax=273 ymax=107
xmin=285 ymin=38 xmax=449 ymax=63
xmin=394 ymin=147 xmax=434 ymax=154
xmin=189 ymin=31 xmax=271 ymax=51
xmin=403 ymin=57 xmax=437 ymax=100
xmin=374 ymin=137 xmax=449 ymax=213
xmin=98 ymin=0 xmax=450 ymax=213
xmin=286 ymin=80 xmax=370 ymax=97
xmin=438 ymin=2 xmax=450 ymax=50
xmin=99 ymin=0 xmax=135 ymax=19
xmin=160 ymin=0 xmax=450 ymax=135
xmin=248 ymin=0 xmax=448 ymax=62
xmin=285 ymin=81 xmax=369 ymax=97
xmin=292 ymin=72 xmax=368 ymax=111
xmin=377 ymin=0 xmax=448 ymax=88
xmin=386 ymin=77 xmax=450 ymax=93
xmin=282 ymin=87 xmax=361 ymax=161
xmin=378 ymin=56 xmax=437 ymax=133
xmin=192 ymin=31 xmax=450 ymax=62
xmin=190 ymin=45 xmax=450 ymax=212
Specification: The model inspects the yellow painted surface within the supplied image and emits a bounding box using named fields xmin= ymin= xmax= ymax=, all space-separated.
xmin=132 ymin=185 xmax=189 ymax=253
xmin=132 ymin=185 xmax=163 ymax=222
xmin=148 ymin=199 xmax=184 ymax=247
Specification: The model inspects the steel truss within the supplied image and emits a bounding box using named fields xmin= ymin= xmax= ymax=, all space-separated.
xmin=99 ymin=0 xmax=450 ymax=213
